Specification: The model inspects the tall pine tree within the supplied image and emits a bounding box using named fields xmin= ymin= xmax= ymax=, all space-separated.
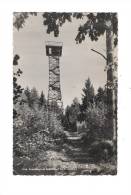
xmin=39 ymin=91 xmax=46 ymax=109
xmin=81 ymin=78 xmax=95 ymax=111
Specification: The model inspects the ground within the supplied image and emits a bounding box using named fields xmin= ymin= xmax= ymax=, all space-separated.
xmin=14 ymin=148 xmax=117 ymax=175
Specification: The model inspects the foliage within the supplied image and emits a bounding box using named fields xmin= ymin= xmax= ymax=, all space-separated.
xmin=43 ymin=12 xmax=72 ymax=37
xmin=75 ymin=13 xmax=118 ymax=45
xmin=13 ymin=88 xmax=65 ymax=168
xmin=13 ymin=103 xmax=48 ymax=159
xmin=43 ymin=12 xmax=118 ymax=46
xmin=13 ymin=12 xmax=37 ymax=30
xmin=81 ymin=78 xmax=95 ymax=111
xmin=14 ymin=12 xmax=118 ymax=47
xmin=23 ymin=87 xmax=47 ymax=110
xmin=51 ymin=129 xmax=67 ymax=147
xmin=13 ymin=54 xmax=23 ymax=118
xmin=95 ymin=87 xmax=107 ymax=105
xmin=39 ymin=91 xmax=47 ymax=109
xmin=29 ymin=87 xmax=39 ymax=109
xmin=85 ymin=102 xmax=107 ymax=136
xmin=88 ymin=141 xmax=114 ymax=162
xmin=63 ymin=98 xmax=80 ymax=131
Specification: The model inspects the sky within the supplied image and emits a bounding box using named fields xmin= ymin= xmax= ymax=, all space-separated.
xmin=13 ymin=13 xmax=107 ymax=107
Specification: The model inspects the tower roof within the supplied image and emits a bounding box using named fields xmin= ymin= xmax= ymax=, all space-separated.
xmin=45 ymin=41 xmax=63 ymax=47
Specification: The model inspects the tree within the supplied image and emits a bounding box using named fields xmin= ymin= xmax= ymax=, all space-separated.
xmin=43 ymin=13 xmax=117 ymax=45
xmin=30 ymin=87 xmax=39 ymax=109
xmin=95 ymin=87 xmax=107 ymax=106
xmin=71 ymin=97 xmax=81 ymax=122
xmin=24 ymin=87 xmax=31 ymax=107
xmin=95 ymin=87 xmax=104 ymax=104
xmin=63 ymin=98 xmax=80 ymax=131
xmin=23 ymin=87 xmax=39 ymax=109
xmin=13 ymin=12 xmax=37 ymax=116
xmin=81 ymin=78 xmax=95 ymax=111
xmin=84 ymin=102 xmax=107 ymax=139
xmin=13 ymin=12 xmax=37 ymax=30
xmin=62 ymin=105 xmax=72 ymax=130
xmin=39 ymin=91 xmax=47 ymax=109
xmin=13 ymin=54 xmax=23 ymax=118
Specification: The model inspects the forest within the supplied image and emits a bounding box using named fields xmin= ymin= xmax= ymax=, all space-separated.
xmin=13 ymin=68 xmax=116 ymax=175
xmin=13 ymin=12 xmax=117 ymax=175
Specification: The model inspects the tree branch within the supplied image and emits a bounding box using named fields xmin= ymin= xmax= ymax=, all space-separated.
xmin=91 ymin=49 xmax=107 ymax=61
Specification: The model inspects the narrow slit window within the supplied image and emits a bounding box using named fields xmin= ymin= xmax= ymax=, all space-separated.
xmin=49 ymin=48 xmax=52 ymax=54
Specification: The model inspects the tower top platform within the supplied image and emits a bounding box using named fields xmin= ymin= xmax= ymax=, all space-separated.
xmin=45 ymin=41 xmax=63 ymax=57
xmin=45 ymin=41 xmax=63 ymax=47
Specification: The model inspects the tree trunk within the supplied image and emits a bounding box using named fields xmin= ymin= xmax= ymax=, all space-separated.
xmin=106 ymin=21 xmax=117 ymax=142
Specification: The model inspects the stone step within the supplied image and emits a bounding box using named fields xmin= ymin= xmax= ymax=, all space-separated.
xmin=69 ymin=152 xmax=88 ymax=157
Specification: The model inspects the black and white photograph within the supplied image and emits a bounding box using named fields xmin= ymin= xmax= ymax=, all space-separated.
xmin=13 ymin=12 xmax=118 ymax=175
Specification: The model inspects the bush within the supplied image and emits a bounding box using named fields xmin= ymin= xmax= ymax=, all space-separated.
xmin=88 ymin=140 xmax=114 ymax=162
xmin=80 ymin=131 xmax=96 ymax=149
xmin=13 ymin=104 xmax=48 ymax=160
xmin=13 ymin=102 xmax=66 ymax=165
xmin=85 ymin=103 xmax=107 ymax=134
xmin=51 ymin=129 xmax=67 ymax=146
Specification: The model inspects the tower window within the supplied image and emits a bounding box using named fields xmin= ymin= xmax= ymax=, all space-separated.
xmin=49 ymin=48 xmax=52 ymax=54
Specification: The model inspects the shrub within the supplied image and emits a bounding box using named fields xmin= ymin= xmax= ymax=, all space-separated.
xmin=13 ymin=104 xmax=48 ymax=160
xmin=88 ymin=140 xmax=114 ymax=162
xmin=51 ymin=129 xmax=67 ymax=146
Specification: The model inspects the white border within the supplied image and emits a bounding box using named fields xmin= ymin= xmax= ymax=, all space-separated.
xmin=0 ymin=0 xmax=131 ymax=195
